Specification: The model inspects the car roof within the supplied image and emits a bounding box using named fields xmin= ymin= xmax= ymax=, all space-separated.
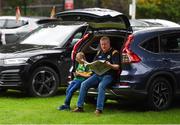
xmin=56 ymin=8 xmax=123 ymax=17
xmin=130 ymin=19 xmax=150 ymax=31
xmin=0 ymin=16 xmax=40 ymax=21
xmin=0 ymin=16 xmax=58 ymax=23
xmin=139 ymin=19 xmax=180 ymax=27
xmin=41 ymin=21 xmax=88 ymax=27
xmin=133 ymin=27 xmax=180 ymax=35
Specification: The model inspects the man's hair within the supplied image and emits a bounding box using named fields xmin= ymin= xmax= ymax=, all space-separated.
xmin=100 ymin=36 xmax=110 ymax=43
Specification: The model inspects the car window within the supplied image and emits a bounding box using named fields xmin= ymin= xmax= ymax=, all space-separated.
xmin=160 ymin=32 xmax=180 ymax=53
xmin=20 ymin=25 xmax=81 ymax=46
xmin=5 ymin=19 xmax=28 ymax=29
xmin=141 ymin=37 xmax=159 ymax=53
xmin=0 ymin=19 xmax=6 ymax=28
xmin=5 ymin=34 xmax=20 ymax=44
xmin=70 ymin=32 xmax=83 ymax=47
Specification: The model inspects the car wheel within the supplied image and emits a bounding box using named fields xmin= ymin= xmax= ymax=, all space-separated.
xmin=0 ymin=87 xmax=7 ymax=93
xmin=28 ymin=66 xmax=59 ymax=97
xmin=148 ymin=77 xmax=172 ymax=110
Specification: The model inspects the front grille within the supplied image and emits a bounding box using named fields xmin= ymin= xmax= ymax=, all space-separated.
xmin=0 ymin=70 xmax=22 ymax=86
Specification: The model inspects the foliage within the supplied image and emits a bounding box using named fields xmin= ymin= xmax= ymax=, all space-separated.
xmin=7 ymin=0 xmax=32 ymax=7
xmin=101 ymin=0 xmax=131 ymax=16
xmin=137 ymin=0 xmax=180 ymax=22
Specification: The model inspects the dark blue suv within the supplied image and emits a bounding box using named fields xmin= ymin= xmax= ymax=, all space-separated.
xmin=73 ymin=27 xmax=180 ymax=110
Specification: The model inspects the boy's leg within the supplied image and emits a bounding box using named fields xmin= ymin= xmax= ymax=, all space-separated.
xmin=64 ymin=80 xmax=82 ymax=106
xmin=77 ymin=74 xmax=100 ymax=108
xmin=96 ymin=75 xmax=113 ymax=111
xmin=58 ymin=81 xmax=78 ymax=110
xmin=66 ymin=81 xmax=76 ymax=95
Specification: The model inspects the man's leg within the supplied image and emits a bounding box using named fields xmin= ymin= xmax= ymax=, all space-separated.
xmin=96 ymin=75 xmax=113 ymax=111
xmin=77 ymin=74 xmax=100 ymax=108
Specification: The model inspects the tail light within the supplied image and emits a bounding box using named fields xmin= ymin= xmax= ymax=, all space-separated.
xmin=122 ymin=35 xmax=141 ymax=63
xmin=71 ymin=33 xmax=89 ymax=61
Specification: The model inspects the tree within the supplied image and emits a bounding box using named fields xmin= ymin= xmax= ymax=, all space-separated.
xmin=137 ymin=0 xmax=180 ymax=22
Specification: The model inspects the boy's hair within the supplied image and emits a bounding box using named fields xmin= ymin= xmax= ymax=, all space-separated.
xmin=76 ymin=52 xmax=86 ymax=60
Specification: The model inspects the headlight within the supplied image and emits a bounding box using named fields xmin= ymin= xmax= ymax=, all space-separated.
xmin=3 ymin=58 xmax=29 ymax=65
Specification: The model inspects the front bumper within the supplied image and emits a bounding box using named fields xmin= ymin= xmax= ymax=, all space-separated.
xmin=0 ymin=64 xmax=30 ymax=88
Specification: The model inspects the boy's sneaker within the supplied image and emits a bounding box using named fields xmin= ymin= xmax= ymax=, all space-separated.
xmin=57 ymin=105 xmax=70 ymax=110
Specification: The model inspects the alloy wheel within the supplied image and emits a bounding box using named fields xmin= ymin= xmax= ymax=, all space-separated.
xmin=152 ymin=81 xmax=170 ymax=109
xmin=148 ymin=77 xmax=172 ymax=110
xmin=32 ymin=70 xmax=57 ymax=97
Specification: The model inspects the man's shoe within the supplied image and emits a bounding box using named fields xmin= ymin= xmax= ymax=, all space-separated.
xmin=57 ymin=105 xmax=70 ymax=110
xmin=94 ymin=109 xmax=102 ymax=116
xmin=72 ymin=107 xmax=84 ymax=112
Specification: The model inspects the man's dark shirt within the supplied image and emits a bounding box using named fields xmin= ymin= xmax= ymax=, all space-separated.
xmin=93 ymin=48 xmax=120 ymax=77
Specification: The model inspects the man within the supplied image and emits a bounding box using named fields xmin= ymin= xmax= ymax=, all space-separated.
xmin=73 ymin=36 xmax=120 ymax=115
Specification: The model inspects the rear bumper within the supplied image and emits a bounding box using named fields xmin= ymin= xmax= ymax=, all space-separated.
xmin=87 ymin=84 xmax=147 ymax=100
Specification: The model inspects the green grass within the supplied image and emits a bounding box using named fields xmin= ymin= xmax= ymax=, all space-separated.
xmin=1 ymin=90 xmax=180 ymax=124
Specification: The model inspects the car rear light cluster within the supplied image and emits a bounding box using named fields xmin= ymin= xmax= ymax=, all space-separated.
xmin=122 ymin=35 xmax=141 ymax=63
xmin=71 ymin=33 xmax=89 ymax=61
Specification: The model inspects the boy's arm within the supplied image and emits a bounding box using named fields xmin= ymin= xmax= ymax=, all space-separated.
xmin=76 ymin=71 xmax=92 ymax=78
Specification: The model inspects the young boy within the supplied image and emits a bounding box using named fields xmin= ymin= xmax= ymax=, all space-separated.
xmin=58 ymin=52 xmax=92 ymax=110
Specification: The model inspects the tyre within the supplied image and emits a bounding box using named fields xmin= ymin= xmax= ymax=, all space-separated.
xmin=28 ymin=66 xmax=59 ymax=97
xmin=0 ymin=87 xmax=7 ymax=93
xmin=147 ymin=77 xmax=173 ymax=110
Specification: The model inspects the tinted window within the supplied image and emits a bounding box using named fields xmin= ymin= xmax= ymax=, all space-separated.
xmin=70 ymin=32 xmax=83 ymax=47
xmin=160 ymin=32 xmax=180 ymax=53
xmin=141 ymin=37 xmax=159 ymax=53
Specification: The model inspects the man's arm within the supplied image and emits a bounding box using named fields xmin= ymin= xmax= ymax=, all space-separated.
xmin=105 ymin=51 xmax=120 ymax=70
xmin=105 ymin=61 xmax=120 ymax=70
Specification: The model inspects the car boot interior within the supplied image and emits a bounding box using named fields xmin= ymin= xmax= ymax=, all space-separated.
xmin=80 ymin=35 xmax=125 ymax=81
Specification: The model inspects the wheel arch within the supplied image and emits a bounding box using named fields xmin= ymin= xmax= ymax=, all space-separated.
xmin=28 ymin=60 xmax=62 ymax=86
xmin=146 ymin=71 xmax=177 ymax=96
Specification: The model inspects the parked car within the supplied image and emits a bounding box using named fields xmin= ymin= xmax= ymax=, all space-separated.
xmin=130 ymin=19 xmax=180 ymax=31
xmin=0 ymin=8 xmax=131 ymax=97
xmin=139 ymin=19 xmax=180 ymax=27
xmin=0 ymin=16 xmax=58 ymax=45
xmin=130 ymin=19 xmax=150 ymax=31
xmin=72 ymin=26 xmax=180 ymax=110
